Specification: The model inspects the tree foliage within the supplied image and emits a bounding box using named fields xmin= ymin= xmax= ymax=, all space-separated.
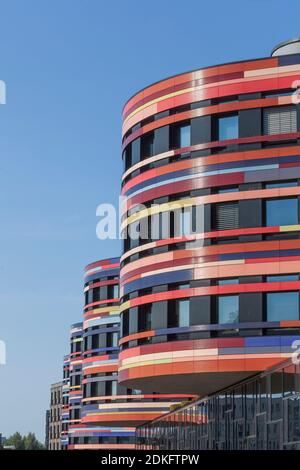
xmin=4 ymin=432 xmax=45 ymax=450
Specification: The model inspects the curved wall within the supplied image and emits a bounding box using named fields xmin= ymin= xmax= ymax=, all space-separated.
xmin=119 ymin=52 xmax=300 ymax=394
xmin=67 ymin=258 xmax=192 ymax=450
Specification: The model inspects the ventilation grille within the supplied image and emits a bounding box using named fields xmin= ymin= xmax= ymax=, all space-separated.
xmin=216 ymin=202 xmax=239 ymax=230
xmin=263 ymin=106 xmax=297 ymax=135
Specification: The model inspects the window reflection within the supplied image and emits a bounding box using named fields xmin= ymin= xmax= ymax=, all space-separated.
xmin=266 ymin=198 xmax=298 ymax=227
xmin=218 ymin=115 xmax=238 ymax=140
xmin=218 ymin=295 xmax=239 ymax=324
xmin=267 ymin=292 xmax=299 ymax=321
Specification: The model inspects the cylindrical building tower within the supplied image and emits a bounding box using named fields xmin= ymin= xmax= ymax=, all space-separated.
xmin=66 ymin=258 xmax=194 ymax=450
xmin=119 ymin=43 xmax=300 ymax=395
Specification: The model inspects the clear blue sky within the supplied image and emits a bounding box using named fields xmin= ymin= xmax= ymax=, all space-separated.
xmin=0 ymin=0 xmax=298 ymax=441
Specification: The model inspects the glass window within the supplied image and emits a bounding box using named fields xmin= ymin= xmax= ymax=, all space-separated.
xmin=218 ymin=115 xmax=238 ymax=140
xmin=218 ymin=278 xmax=239 ymax=285
xmin=111 ymin=381 xmax=117 ymax=396
xmin=218 ymin=186 xmax=239 ymax=194
xmin=266 ymin=181 xmax=297 ymax=189
xmin=267 ymin=292 xmax=299 ymax=321
xmin=141 ymin=132 xmax=154 ymax=158
xmin=218 ymin=295 xmax=239 ymax=324
xmin=179 ymin=124 xmax=191 ymax=147
xmin=113 ymin=284 xmax=119 ymax=298
xmin=266 ymin=198 xmax=298 ymax=226
xmin=267 ymin=274 xmax=298 ymax=282
xmin=172 ymin=123 xmax=191 ymax=149
xmin=177 ymin=300 xmax=189 ymax=327
xmin=138 ymin=304 xmax=152 ymax=332
xmin=179 ymin=208 xmax=192 ymax=236
xmin=123 ymin=145 xmax=132 ymax=171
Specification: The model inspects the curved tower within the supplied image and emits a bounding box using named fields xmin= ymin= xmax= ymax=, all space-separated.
xmin=119 ymin=44 xmax=300 ymax=394
xmin=66 ymin=258 xmax=192 ymax=450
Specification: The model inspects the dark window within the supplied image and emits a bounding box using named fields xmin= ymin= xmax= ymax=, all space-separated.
xmin=93 ymin=287 xmax=100 ymax=302
xmin=141 ymin=132 xmax=154 ymax=159
xmin=122 ymin=311 xmax=129 ymax=337
xmin=215 ymin=201 xmax=239 ymax=230
xmin=168 ymin=299 xmax=190 ymax=327
xmin=138 ymin=304 xmax=152 ymax=332
xmin=124 ymin=144 xmax=132 ymax=170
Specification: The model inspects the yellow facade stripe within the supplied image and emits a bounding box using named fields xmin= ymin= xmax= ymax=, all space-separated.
xmin=86 ymin=305 xmax=120 ymax=315
xmin=123 ymin=67 xmax=300 ymax=129
xmin=121 ymin=198 xmax=195 ymax=230
xmin=280 ymin=224 xmax=300 ymax=232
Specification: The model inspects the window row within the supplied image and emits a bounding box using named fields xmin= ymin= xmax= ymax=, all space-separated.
xmin=121 ymin=274 xmax=299 ymax=303
xmin=123 ymin=196 xmax=300 ymax=252
xmin=83 ymin=380 xmax=118 ymax=398
xmin=121 ymin=291 xmax=300 ymax=338
xmin=83 ymin=331 xmax=119 ymax=351
xmin=123 ymin=89 xmax=295 ymax=141
xmin=123 ymin=105 xmax=298 ymax=171
xmin=85 ymin=284 xmax=119 ymax=305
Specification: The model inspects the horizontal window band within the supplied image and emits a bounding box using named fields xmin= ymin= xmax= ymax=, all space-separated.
xmin=121 ymin=185 xmax=300 ymax=229
xmin=120 ymin=281 xmax=300 ymax=314
xmin=119 ymin=321 xmax=300 ymax=346
xmin=122 ymin=143 xmax=300 ymax=184
xmin=120 ymin=224 xmax=300 ymax=263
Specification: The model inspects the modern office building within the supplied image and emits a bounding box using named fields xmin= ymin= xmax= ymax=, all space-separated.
xmin=53 ymin=38 xmax=300 ymax=450
xmin=48 ymin=381 xmax=62 ymax=450
xmin=118 ymin=39 xmax=300 ymax=402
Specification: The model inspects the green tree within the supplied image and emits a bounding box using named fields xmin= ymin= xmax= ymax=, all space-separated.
xmin=5 ymin=432 xmax=25 ymax=450
xmin=5 ymin=432 xmax=45 ymax=450
xmin=23 ymin=432 xmax=45 ymax=450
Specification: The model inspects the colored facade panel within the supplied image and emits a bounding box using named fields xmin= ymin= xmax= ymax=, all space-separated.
xmin=64 ymin=259 xmax=193 ymax=450
xmin=119 ymin=49 xmax=300 ymax=396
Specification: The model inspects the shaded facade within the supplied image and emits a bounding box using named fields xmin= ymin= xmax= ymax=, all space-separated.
xmin=60 ymin=354 xmax=70 ymax=449
xmin=119 ymin=42 xmax=300 ymax=396
xmin=136 ymin=358 xmax=300 ymax=450
xmin=45 ymin=410 xmax=50 ymax=449
xmin=48 ymin=381 xmax=62 ymax=450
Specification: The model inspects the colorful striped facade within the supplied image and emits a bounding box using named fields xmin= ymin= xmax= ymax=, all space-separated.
xmin=65 ymin=258 xmax=194 ymax=450
xmin=118 ymin=45 xmax=300 ymax=395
